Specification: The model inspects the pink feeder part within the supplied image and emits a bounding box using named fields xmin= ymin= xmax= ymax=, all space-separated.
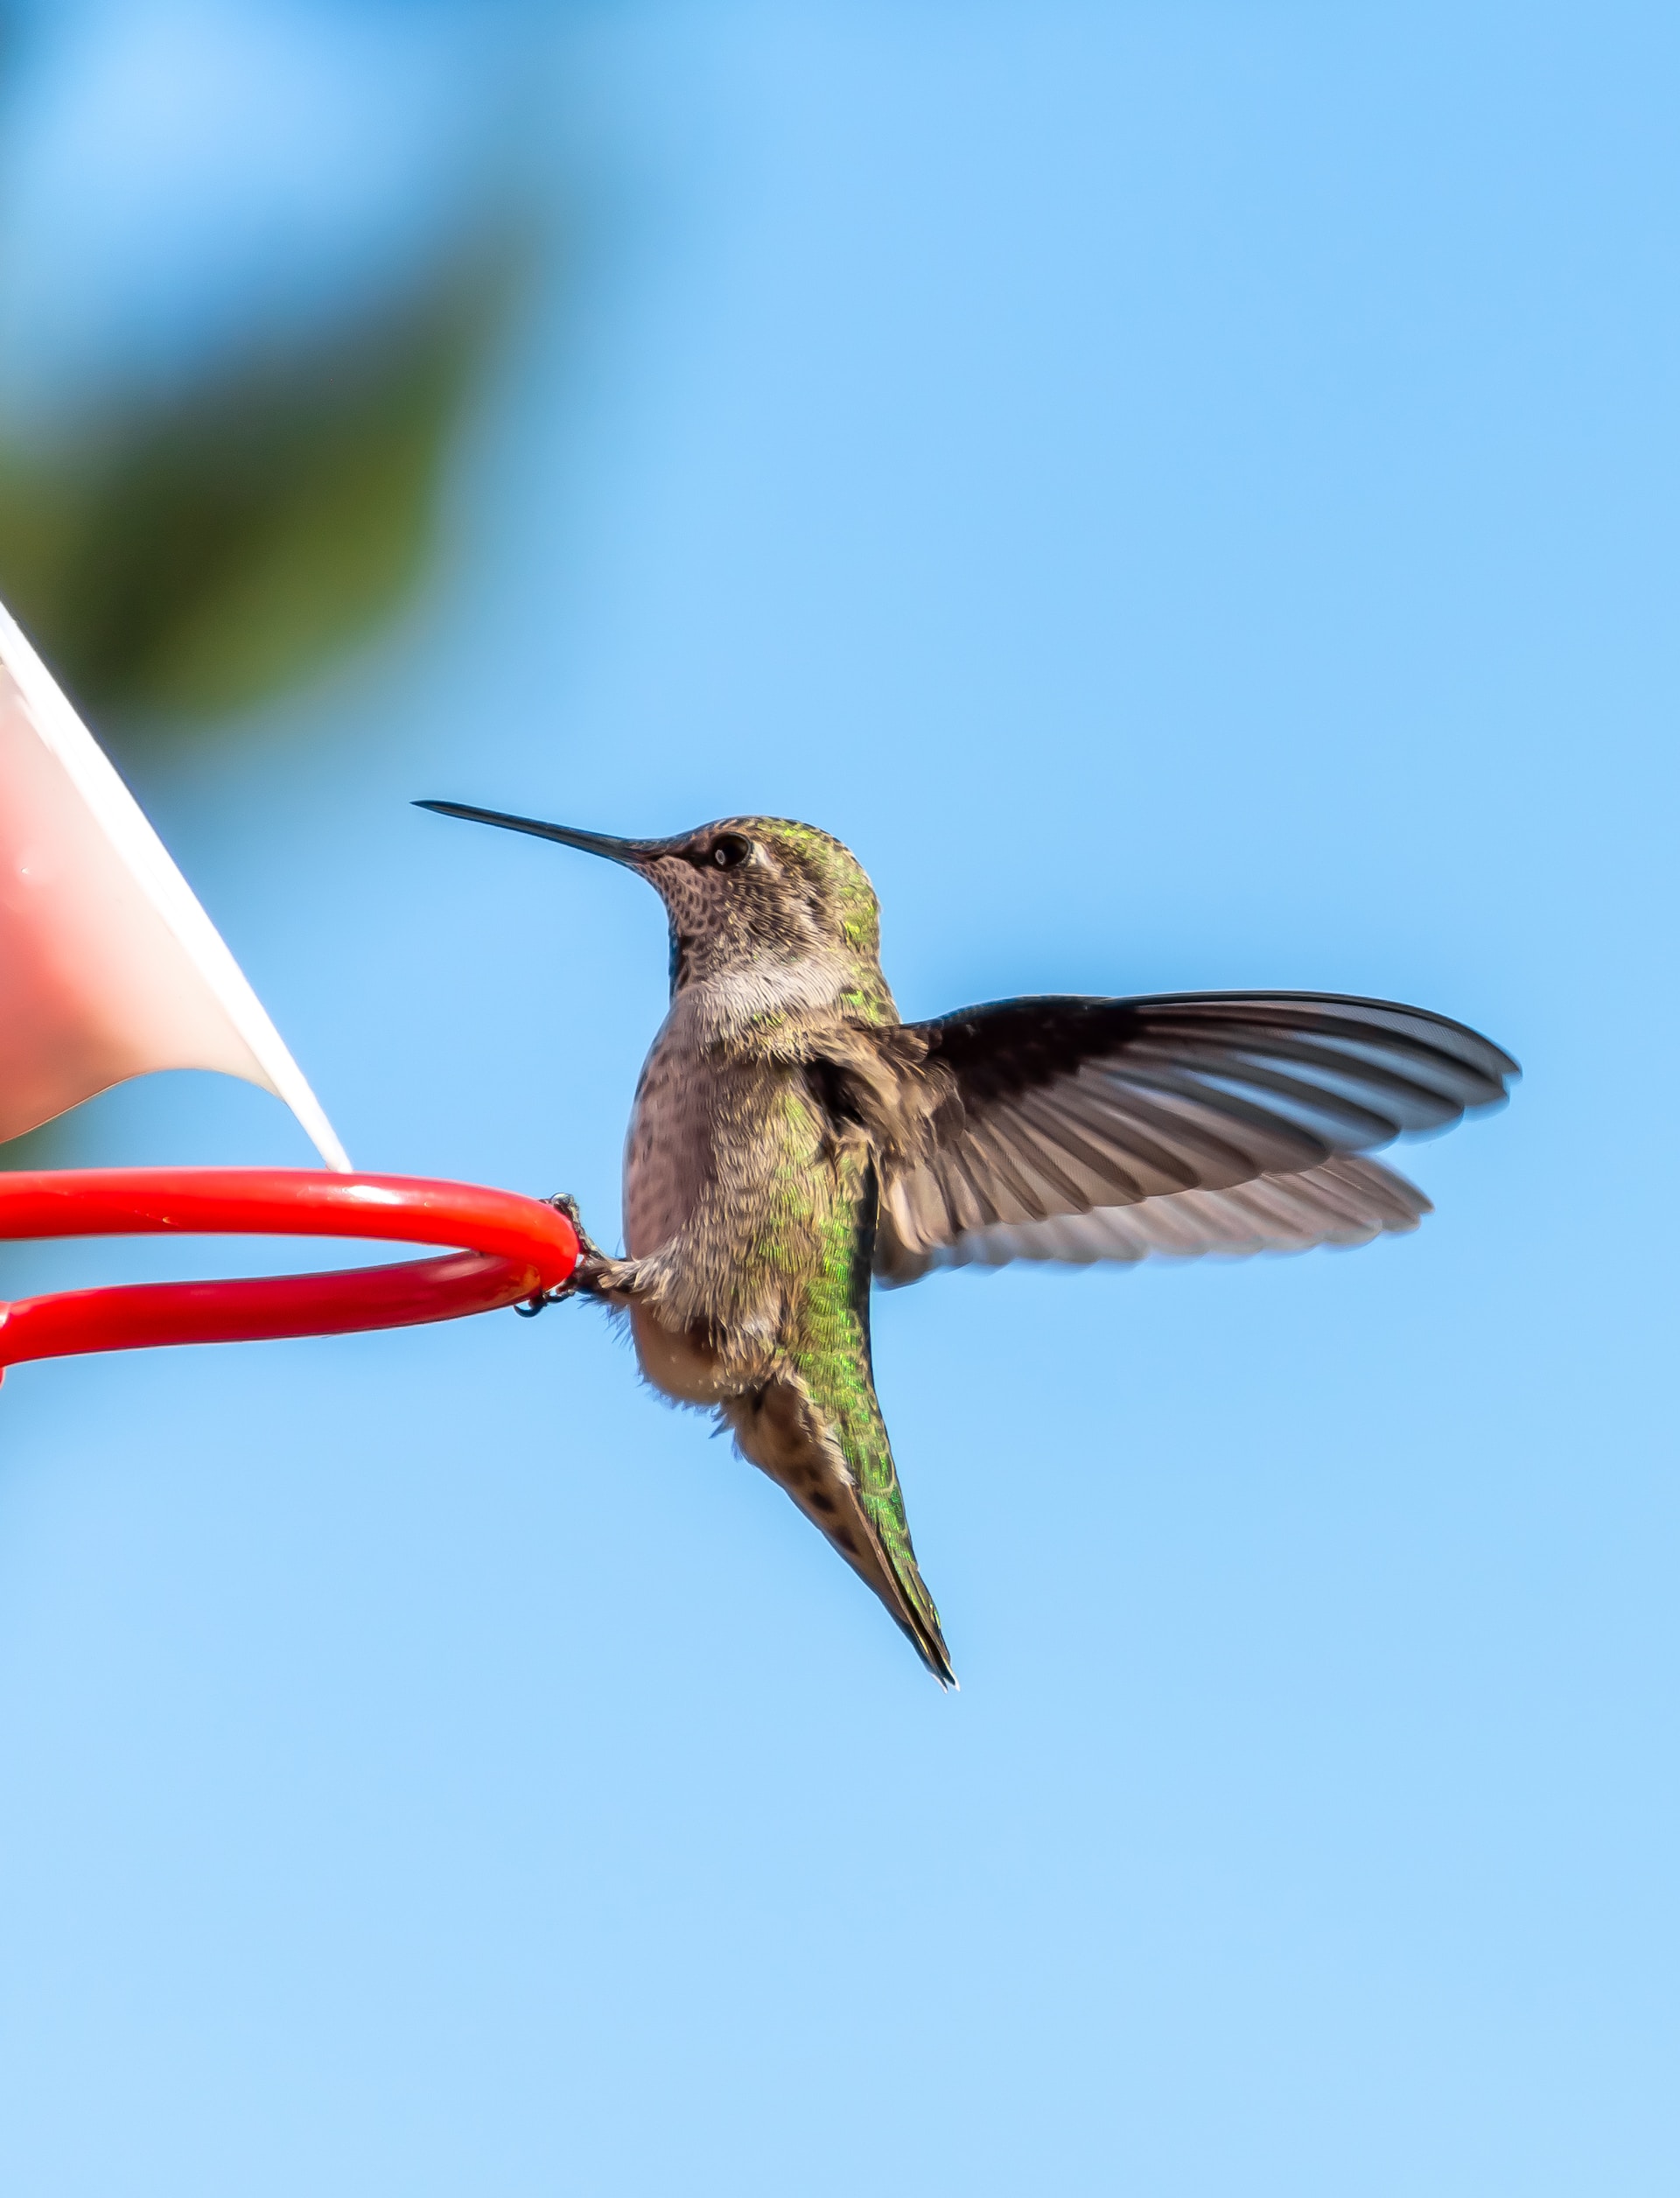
xmin=0 ymin=598 xmax=348 ymax=1170
xmin=0 ymin=1169 xmax=579 ymax=1376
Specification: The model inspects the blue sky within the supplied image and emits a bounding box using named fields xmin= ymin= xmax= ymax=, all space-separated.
xmin=1 ymin=4 xmax=1676 ymax=2193
xmin=0 ymin=0 xmax=531 ymax=429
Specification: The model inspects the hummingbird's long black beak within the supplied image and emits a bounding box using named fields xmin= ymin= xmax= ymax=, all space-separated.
xmin=414 ymin=801 xmax=659 ymax=867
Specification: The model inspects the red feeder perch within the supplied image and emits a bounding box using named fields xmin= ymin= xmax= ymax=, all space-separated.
xmin=0 ymin=1169 xmax=579 ymax=1377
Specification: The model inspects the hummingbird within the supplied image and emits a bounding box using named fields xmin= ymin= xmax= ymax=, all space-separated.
xmin=417 ymin=802 xmax=1516 ymax=1688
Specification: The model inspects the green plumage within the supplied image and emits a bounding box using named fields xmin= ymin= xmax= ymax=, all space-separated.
xmin=784 ymin=1132 xmax=948 ymax=1676
xmin=706 ymin=1069 xmax=950 ymax=1680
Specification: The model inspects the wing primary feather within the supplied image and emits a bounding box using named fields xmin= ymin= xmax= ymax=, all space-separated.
xmin=877 ymin=991 xmax=1512 ymax=1283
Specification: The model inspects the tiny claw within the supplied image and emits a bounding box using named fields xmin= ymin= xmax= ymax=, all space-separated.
xmin=508 ymin=1193 xmax=600 ymax=1319
xmin=542 ymin=1191 xmax=612 ymax=1299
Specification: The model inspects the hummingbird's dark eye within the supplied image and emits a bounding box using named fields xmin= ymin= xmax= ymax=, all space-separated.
xmin=710 ymin=834 xmax=751 ymax=870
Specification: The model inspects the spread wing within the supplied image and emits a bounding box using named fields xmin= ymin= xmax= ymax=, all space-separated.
xmin=875 ymin=991 xmax=1516 ymax=1284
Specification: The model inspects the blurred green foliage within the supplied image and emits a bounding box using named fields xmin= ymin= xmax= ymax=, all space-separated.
xmin=0 ymin=260 xmax=502 ymax=727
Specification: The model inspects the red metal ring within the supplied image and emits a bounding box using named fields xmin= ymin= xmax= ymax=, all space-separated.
xmin=0 ymin=1168 xmax=580 ymax=1373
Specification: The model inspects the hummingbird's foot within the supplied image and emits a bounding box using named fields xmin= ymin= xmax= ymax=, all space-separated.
xmin=519 ymin=1192 xmax=633 ymax=1311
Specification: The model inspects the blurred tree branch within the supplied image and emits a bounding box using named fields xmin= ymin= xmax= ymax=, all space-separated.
xmin=0 ymin=248 xmax=515 ymax=732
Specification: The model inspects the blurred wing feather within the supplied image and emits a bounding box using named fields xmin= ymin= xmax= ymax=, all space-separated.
xmin=880 ymin=1154 xmax=1428 ymax=1283
xmin=876 ymin=991 xmax=1515 ymax=1282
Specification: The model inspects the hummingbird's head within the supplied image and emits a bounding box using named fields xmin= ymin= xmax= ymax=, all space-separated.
xmin=416 ymin=803 xmax=894 ymax=1020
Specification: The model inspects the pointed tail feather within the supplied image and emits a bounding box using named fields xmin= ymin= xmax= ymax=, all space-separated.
xmin=724 ymin=1377 xmax=956 ymax=1689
